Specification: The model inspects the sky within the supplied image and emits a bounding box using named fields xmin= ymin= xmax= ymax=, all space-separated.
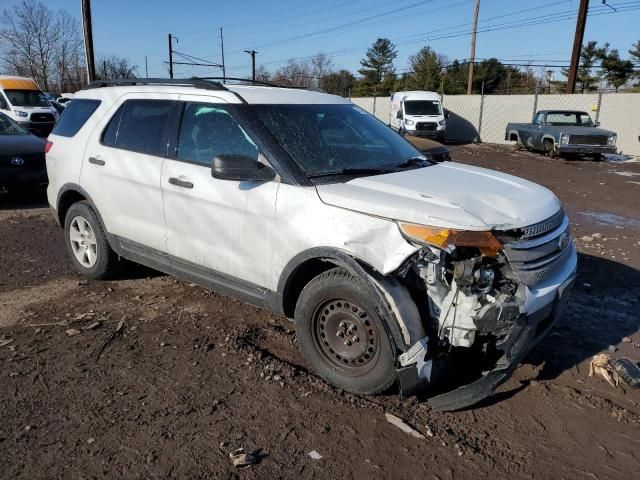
xmin=2 ymin=0 xmax=639 ymax=80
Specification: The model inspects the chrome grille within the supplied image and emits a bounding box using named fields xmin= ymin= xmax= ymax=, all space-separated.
xmin=568 ymin=135 xmax=608 ymax=145
xmin=502 ymin=214 xmax=573 ymax=286
xmin=521 ymin=209 xmax=565 ymax=239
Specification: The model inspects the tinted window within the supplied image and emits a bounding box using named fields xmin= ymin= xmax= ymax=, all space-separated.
xmin=51 ymin=99 xmax=101 ymax=137
xmin=102 ymin=100 xmax=175 ymax=156
xmin=0 ymin=112 xmax=29 ymax=135
xmin=177 ymin=103 xmax=258 ymax=165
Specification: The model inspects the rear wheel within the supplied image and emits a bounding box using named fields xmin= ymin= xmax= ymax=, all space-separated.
xmin=294 ymin=268 xmax=396 ymax=394
xmin=64 ymin=201 xmax=120 ymax=279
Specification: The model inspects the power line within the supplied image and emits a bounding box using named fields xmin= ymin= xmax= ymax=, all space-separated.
xmin=224 ymin=2 xmax=640 ymax=73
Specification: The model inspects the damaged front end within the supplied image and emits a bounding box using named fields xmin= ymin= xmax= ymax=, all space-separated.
xmin=393 ymin=211 xmax=576 ymax=410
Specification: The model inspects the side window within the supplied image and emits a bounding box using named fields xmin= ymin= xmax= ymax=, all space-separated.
xmin=51 ymin=99 xmax=101 ymax=137
xmin=0 ymin=94 xmax=8 ymax=110
xmin=177 ymin=102 xmax=258 ymax=166
xmin=102 ymin=99 xmax=175 ymax=156
xmin=534 ymin=113 xmax=545 ymax=124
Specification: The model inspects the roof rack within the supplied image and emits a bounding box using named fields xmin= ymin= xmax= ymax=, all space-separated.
xmin=82 ymin=78 xmax=226 ymax=91
xmin=197 ymin=77 xmax=279 ymax=87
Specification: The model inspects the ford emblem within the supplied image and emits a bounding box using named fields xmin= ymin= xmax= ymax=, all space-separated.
xmin=10 ymin=157 xmax=25 ymax=166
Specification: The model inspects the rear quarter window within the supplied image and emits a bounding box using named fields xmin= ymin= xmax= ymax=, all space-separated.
xmin=51 ymin=99 xmax=101 ymax=137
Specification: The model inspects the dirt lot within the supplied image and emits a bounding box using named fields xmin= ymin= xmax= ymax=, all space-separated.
xmin=1 ymin=144 xmax=639 ymax=480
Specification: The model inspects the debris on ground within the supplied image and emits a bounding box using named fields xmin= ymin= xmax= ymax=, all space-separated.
xmin=94 ymin=318 xmax=126 ymax=361
xmin=308 ymin=450 xmax=323 ymax=460
xmin=589 ymin=354 xmax=620 ymax=388
xmin=385 ymin=413 xmax=426 ymax=440
xmin=609 ymin=358 xmax=640 ymax=388
xmin=229 ymin=448 xmax=257 ymax=469
xmin=622 ymin=336 xmax=632 ymax=343
xmin=65 ymin=328 xmax=81 ymax=337
xmin=0 ymin=338 xmax=14 ymax=347
xmin=83 ymin=321 xmax=101 ymax=331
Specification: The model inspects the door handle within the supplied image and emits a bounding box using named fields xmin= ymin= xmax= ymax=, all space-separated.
xmin=88 ymin=156 xmax=105 ymax=166
xmin=168 ymin=177 xmax=194 ymax=189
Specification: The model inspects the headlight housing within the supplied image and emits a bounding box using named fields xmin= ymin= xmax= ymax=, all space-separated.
xmin=15 ymin=110 xmax=28 ymax=118
xmin=404 ymin=119 xmax=415 ymax=126
xmin=608 ymin=135 xmax=616 ymax=146
xmin=398 ymin=222 xmax=502 ymax=256
xmin=560 ymin=134 xmax=570 ymax=145
xmin=438 ymin=119 xmax=446 ymax=126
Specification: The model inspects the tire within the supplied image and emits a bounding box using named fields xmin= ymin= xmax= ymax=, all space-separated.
xmin=544 ymin=139 xmax=556 ymax=158
xmin=63 ymin=201 xmax=120 ymax=279
xmin=294 ymin=268 xmax=396 ymax=394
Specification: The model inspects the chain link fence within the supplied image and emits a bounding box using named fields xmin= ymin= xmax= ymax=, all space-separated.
xmin=351 ymin=89 xmax=640 ymax=157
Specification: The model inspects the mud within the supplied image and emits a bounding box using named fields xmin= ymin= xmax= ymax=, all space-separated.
xmin=1 ymin=144 xmax=639 ymax=479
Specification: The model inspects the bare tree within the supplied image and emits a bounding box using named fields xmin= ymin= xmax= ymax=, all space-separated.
xmin=254 ymin=65 xmax=271 ymax=83
xmin=272 ymin=53 xmax=335 ymax=88
xmin=97 ymin=55 xmax=138 ymax=79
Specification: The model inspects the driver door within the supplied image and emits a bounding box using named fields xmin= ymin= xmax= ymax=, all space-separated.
xmin=161 ymin=95 xmax=279 ymax=290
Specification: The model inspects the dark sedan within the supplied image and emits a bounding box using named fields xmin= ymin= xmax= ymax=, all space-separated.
xmin=0 ymin=112 xmax=47 ymax=194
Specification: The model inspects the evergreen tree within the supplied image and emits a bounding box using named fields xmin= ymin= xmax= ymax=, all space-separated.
xmin=356 ymin=38 xmax=397 ymax=96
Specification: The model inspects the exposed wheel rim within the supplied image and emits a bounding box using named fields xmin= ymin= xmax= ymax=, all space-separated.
xmin=69 ymin=215 xmax=98 ymax=268
xmin=312 ymin=299 xmax=380 ymax=376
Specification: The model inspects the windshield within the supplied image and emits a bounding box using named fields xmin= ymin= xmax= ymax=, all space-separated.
xmin=0 ymin=113 xmax=29 ymax=135
xmin=253 ymin=104 xmax=425 ymax=177
xmin=545 ymin=112 xmax=594 ymax=126
xmin=404 ymin=100 xmax=442 ymax=116
xmin=4 ymin=89 xmax=50 ymax=108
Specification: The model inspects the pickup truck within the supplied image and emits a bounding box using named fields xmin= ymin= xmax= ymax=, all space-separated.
xmin=505 ymin=110 xmax=617 ymax=159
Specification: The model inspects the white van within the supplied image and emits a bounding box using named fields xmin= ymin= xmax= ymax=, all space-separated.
xmin=0 ymin=76 xmax=59 ymax=137
xmin=390 ymin=91 xmax=446 ymax=141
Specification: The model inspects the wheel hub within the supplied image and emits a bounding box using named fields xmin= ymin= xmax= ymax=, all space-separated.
xmin=314 ymin=299 xmax=379 ymax=373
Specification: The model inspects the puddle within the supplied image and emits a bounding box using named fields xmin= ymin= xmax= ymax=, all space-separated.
xmin=608 ymin=170 xmax=640 ymax=177
xmin=579 ymin=211 xmax=640 ymax=229
xmin=604 ymin=154 xmax=639 ymax=163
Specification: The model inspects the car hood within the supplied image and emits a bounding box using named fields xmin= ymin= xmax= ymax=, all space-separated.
xmin=0 ymin=134 xmax=46 ymax=156
xmin=543 ymin=125 xmax=615 ymax=136
xmin=315 ymin=162 xmax=561 ymax=230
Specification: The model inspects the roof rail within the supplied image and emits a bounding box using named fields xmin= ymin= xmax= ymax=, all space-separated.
xmin=196 ymin=76 xmax=326 ymax=93
xmin=197 ymin=76 xmax=279 ymax=87
xmin=82 ymin=78 xmax=226 ymax=91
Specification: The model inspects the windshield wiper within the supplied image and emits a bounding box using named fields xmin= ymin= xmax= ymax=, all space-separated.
xmin=394 ymin=156 xmax=433 ymax=169
xmin=307 ymin=167 xmax=396 ymax=178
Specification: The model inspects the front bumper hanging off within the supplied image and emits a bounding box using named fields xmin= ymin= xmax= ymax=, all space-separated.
xmin=397 ymin=272 xmax=576 ymax=412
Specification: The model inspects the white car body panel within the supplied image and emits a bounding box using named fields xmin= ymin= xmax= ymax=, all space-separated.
xmin=316 ymin=162 xmax=561 ymax=230
xmin=268 ymin=185 xmax=419 ymax=291
xmin=78 ymin=92 xmax=179 ymax=251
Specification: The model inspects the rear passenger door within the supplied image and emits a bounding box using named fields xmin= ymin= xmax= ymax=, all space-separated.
xmin=161 ymin=95 xmax=279 ymax=289
xmin=81 ymin=94 xmax=179 ymax=252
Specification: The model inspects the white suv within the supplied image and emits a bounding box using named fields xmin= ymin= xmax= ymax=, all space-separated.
xmin=46 ymin=79 xmax=576 ymax=410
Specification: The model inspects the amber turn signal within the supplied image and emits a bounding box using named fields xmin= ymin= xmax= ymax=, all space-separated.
xmin=399 ymin=223 xmax=502 ymax=253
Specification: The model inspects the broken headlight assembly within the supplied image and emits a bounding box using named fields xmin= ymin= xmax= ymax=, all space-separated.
xmin=398 ymin=222 xmax=503 ymax=256
xmin=399 ymin=222 xmax=523 ymax=349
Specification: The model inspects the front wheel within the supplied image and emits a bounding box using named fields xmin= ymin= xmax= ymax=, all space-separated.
xmin=544 ymin=139 xmax=557 ymax=158
xmin=294 ymin=268 xmax=396 ymax=394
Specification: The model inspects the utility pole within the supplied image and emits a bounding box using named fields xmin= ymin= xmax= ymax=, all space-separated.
xmin=244 ymin=50 xmax=257 ymax=81
xmin=220 ymin=28 xmax=226 ymax=82
xmin=467 ymin=0 xmax=480 ymax=95
xmin=145 ymin=56 xmax=148 ymax=78
xmin=81 ymin=0 xmax=96 ymax=83
xmin=168 ymin=34 xmax=177 ymax=79
xmin=567 ymin=0 xmax=589 ymax=94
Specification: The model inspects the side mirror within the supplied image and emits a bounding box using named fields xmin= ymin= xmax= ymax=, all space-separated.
xmin=444 ymin=109 xmax=450 ymax=119
xmin=396 ymin=110 xmax=403 ymax=119
xmin=595 ymin=121 xmax=600 ymax=127
xmin=212 ymin=154 xmax=275 ymax=182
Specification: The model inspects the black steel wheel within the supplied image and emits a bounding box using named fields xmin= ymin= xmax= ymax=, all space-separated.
xmin=294 ymin=268 xmax=396 ymax=394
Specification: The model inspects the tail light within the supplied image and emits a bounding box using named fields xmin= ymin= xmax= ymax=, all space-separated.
xmin=45 ymin=141 xmax=53 ymax=154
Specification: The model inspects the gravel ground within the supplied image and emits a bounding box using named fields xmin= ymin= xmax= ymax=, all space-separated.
xmin=1 ymin=144 xmax=639 ymax=479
